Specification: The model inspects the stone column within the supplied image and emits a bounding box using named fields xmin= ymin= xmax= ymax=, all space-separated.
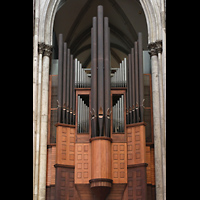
xmin=33 ymin=0 xmax=39 ymax=189
xmin=148 ymin=42 xmax=164 ymax=200
xmin=156 ymin=40 xmax=166 ymax=200
xmin=38 ymin=44 xmax=52 ymax=200
xmin=33 ymin=42 xmax=45 ymax=200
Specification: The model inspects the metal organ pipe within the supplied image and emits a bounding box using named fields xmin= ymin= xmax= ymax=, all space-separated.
xmin=113 ymin=95 xmax=124 ymax=133
xmin=77 ymin=96 xmax=89 ymax=133
xmin=70 ymin=55 xmax=73 ymax=124
xmin=91 ymin=17 xmax=97 ymax=137
xmin=131 ymin=48 xmax=135 ymax=123
xmin=57 ymin=34 xmax=63 ymax=123
xmin=138 ymin=32 xmax=144 ymax=122
xmin=110 ymin=58 xmax=127 ymax=87
xmin=72 ymin=59 xmax=75 ymax=125
xmin=128 ymin=54 xmax=132 ymax=124
xmin=126 ymin=32 xmax=144 ymax=124
xmin=104 ymin=16 xmax=111 ymax=137
xmin=74 ymin=60 xmax=91 ymax=88
xmin=62 ymin=42 xmax=67 ymax=123
xmin=90 ymin=6 xmax=111 ymax=137
xmin=97 ymin=5 xmax=104 ymax=137
xmin=75 ymin=58 xmax=77 ymax=88
xmin=126 ymin=57 xmax=129 ymax=124
xmin=66 ymin=48 xmax=70 ymax=124
xmin=134 ymin=41 xmax=139 ymax=123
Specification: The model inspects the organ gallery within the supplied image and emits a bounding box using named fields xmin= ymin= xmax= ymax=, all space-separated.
xmin=33 ymin=1 xmax=166 ymax=200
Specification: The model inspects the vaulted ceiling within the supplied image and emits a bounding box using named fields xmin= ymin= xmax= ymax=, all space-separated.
xmin=53 ymin=0 xmax=148 ymax=69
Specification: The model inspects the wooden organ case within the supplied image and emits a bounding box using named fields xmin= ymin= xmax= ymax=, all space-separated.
xmin=46 ymin=5 xmax=155 ymax=200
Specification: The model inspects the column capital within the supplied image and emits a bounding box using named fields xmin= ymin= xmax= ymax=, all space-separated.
xmin=43 ymin=44 xmax=53 ymax=57
xmin=155 ymin=40 xmax=162 ymax=54
xmin=38 ymin=42 xmax=45 ymax=54
xmin=147 ymin=42 xmax=158 ymax=57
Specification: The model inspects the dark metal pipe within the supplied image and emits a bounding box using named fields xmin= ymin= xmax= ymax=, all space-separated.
xmin=72 ymin=59 xmax=76 ymax=125
xmin=70 ymin=54 xmax=73 ymax=124
xmin=62 ymin=42 xmax=67 ymax=123
xmin=126 ymin=61 xmax=129 ymax=124
xmin=97 ymin=5 xmax=104 ymax=136
xmin=57 ymin=34 xmax=63 ymax=123
xmin=138 ymin=32 xmax=144 ymax=122
xmin=134 ymin=41 xmax=139 ymax=123
xmin=104 ymin=17 xmax=111 ymax=137
xmin=91 ymin=17 xmax=98 ymax=137
xmin=128 ymin=54 xmax=132 ymax=124
xmin=66 ymin=48 xmax=70 ymax=124
xmin=131 ymin=48 xmax=135 ymax=123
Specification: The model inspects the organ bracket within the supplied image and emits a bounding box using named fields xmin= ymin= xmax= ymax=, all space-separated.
xmin=90 ymin=108 xmax=96 ymax=120
xmin=57 ymin=100 xmax=61 ymax=109
xmin=106 ymin=108 xmax=112 ymax=119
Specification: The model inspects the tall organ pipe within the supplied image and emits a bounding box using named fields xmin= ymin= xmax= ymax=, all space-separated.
xmin=66 ymin=48 xmax=70 ymax=124
xmin=91 ymin=17 xmax=98 ymax=137
xmin=57 ymin=34 xmax=63 ymax=123
xmin=104 ymin=17 xmax=111 ymax=137
xmin=128 ymin=54 xmax=132 ymax=124
xmin=62 ymin=42 xmax=67 ymax=123
xmin=131 ymin=48 xmax=135 ymax=123
xmin=70 ymin=55 xmax=73 ymax=124
xmin=72 ymin=59 xmax=76 ymax=125
xmin=138 ymin=32 xmax=144 ymax=122
xmin=134 ymin=41 xmax=139 ymax=123
xmin=126 ymin=57 xmax=129 ymax=124
xmin=97 ymin=5 xmax=104 ymax=136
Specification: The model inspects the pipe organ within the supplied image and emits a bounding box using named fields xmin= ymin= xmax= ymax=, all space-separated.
xmin=77 ymin=95 xmax=89 ymax=133
xmin=47 ymin=5 xmax=155 ymax=200
xmin=111 ymin=58 xmax=127 ymax=87
xmin=75 ymin=59 xmax=91 ymax=88
xmin=112 ymin=94 xmax=124 ymax=133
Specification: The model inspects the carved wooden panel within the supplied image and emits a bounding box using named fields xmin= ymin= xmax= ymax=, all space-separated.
xmin=111 ymin=143 xmax=127 ymax=183
xmin=146 ymin=146 xmax=151 ymax=184
xmin=46 ymin=146 xmax=56 ymax=186
xmin=56 ymin=125 xmax=75 ymax=166
xmin=107 ymin=183 xmax=127 ymax=200
xmin=150 ymin=148 xmax=155 ymax=185
xmin=75 ymin=143 xmax=91 ymax=184
xmin=91 ymin=138 xmax=112 ymax=179
xmin=145 ymin=146 xmax=155 ymax=186
xmin=55 ymin=167 xmax=80 ymax=200
xmin=127 ymin=165 xmax=147 ymax=200
xmin=75 ymin=184 xmax=94 ymax=200
xmin=127 ymin=124 xmax=146 ymax=165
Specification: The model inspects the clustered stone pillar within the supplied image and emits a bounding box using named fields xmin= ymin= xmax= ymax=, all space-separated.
xmin=148 ymin=41 xmax=165 ymax=200
xmin=33 ymin=43 xmax=52 ymax=200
